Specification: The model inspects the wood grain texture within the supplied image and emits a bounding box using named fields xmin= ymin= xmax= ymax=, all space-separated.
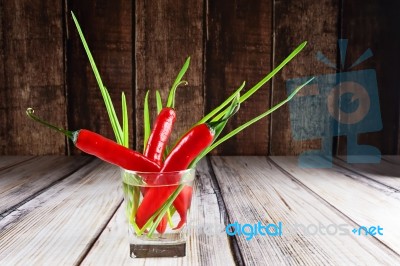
xmin=67 ymin=0 xmax=133 ymax=151
xmin=338 ymin=0 xmax=400 ymax=155
xmin=0 ymin=156 xmax=34 ymax=171
xmin=135 ymin=0 xmax=204 ymax=152
xmin=334 ymin=156 xmax=400 ymax=190
xmin=270 ymin=0 xmax=339 ymax=155
xmin=0 ymin=0 xmax=65 ymax=155
xmin=382 ymin=155 xmax=400 ymax=165
xmin=81 ymin=158 xmax=236 ymax=265
xmin=0 ymin=156 xmax=91 ymax=216
xmin=271 ymin=156 xmax=400 ymax=256
xmin=1 ymin=156 xmax=400 ymax=264
xmin=398 ymin=109 xmax=400 ymax=154
xmin=211 ymin=156 xmax=400 ymax=265
xmin=206 ymin=0 xmax=272 ymax=155
xmin=0 ymin=1 xmax=399 ymax=157
xmin=0 ymin=160 xmax=122 ymax=265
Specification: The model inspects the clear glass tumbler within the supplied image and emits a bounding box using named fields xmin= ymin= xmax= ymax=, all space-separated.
xmin=121 ymin=168 xmax=196 ymax=258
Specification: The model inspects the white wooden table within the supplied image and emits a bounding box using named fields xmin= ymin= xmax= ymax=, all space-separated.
xmin=1 ymin=156 xmax=400 ymax=265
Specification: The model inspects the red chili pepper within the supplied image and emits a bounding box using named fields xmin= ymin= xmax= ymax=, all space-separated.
xmin=144 ymin=107 xmax=176 ymax=165
xmin=172 ymin=187 xmax=193 ymax=229
xmin=26 ymin=109 xmax=160 ymax=172
xmin=75 ymin=129 xmax=160 ymax=172
xmin=143 ymin=107 xmax=176 ymax=233
xmin=135 ymin=123 xmax=215 ymax=231
xmin=161 ymin=124 xmax=216 ymax=229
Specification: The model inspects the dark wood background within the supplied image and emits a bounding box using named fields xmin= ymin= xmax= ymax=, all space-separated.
xmin=0 ymin=0 xmax=399 ymax=156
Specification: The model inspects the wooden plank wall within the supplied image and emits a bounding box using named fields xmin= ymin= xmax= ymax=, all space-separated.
xmin=338 ymin=0 xmax=400 ymax=155
xmin=206 ymin=1 xmax=271 ymax=155
xmin=0 ymin=0 xmax=65 ymax=155
xmin=0 ymin=0 xmax=399 ymax=156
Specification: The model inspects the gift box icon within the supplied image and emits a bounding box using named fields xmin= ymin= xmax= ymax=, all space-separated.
xmin=286 ymin=40 xmax=382 ymax=168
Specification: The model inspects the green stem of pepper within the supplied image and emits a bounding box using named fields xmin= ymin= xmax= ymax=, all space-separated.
xmin=26 ymin=108 xmax=73 ymax=139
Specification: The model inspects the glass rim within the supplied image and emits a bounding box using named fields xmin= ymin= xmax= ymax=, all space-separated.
xmin=121 ymin=167 xmax=195 ymax=175
xmin=121 ymin=167 xmax=196 ymax=187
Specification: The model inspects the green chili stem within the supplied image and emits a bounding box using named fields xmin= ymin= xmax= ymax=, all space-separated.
xmin=190 ymin=93 xmax=240 ymax=168
xmin=26 ymin=108 xmax=73 ymax=139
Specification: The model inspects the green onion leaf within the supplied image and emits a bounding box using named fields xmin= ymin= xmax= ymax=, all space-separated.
xmin=107 ymin=89 xmax=123 ymax=139
xmin=204 ymin=77 xmax=315 ymax=154
xmin=122 ymin=92 xmax=129 ymax=148
xmin=211 ymin=92 xmax=240 ymax=140
xmin=197 ymin=81 xmax=246 ymax=124
xmin=104 ymin=87 xmax=123 ymax=144
xmin=203 ymin=41 xmax=307 ymax=123
xmin=143 ymin=90 xmax=151 ymax=151
xmin=166 ymin=80 xmax=188 ymax=108
xmin=156 ymin=90 xmax=163 ymax=114
xmin=167 ymin=206 xmax=176 ymax=228
xmin=71 ymin=11 xmax=123 ymax=143
xmin=166 ymin=57 xmax=190 ymax=107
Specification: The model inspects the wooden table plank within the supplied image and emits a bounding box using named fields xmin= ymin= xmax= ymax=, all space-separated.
xmin=271 ymin=156 xmax=400 ymax=257
xmin=81 ymin=158 xmax=236 ymax=265
xmin=1 ymin=156 xmax=399 ymax=265
xmin=211 ymin=156 xmax=400 ymax=265
xmin=0 ymin=156 xmax=91 ymax=216
xmin=382 ymin=155 xmax=400 ymax=165
xmin=0 ymin=160 xmax=122 ymax=265
xmin=334 ymin=156 xmax=400 ymax=190
xmin=0 ymin=156 xmax=34 ymax=171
